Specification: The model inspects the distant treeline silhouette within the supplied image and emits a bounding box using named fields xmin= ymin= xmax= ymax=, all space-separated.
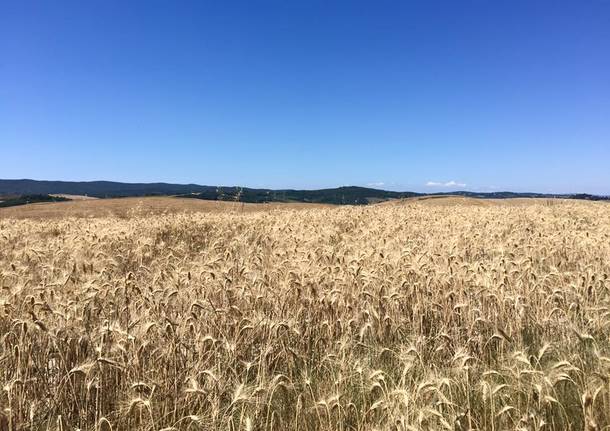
xmin=0 ymin=179 xmax=608 ymax=206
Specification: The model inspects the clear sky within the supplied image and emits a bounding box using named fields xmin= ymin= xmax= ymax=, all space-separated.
xmin=2 ymin=1 xmax=609 ymax=193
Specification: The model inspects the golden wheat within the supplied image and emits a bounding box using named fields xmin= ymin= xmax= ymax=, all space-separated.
xmin=1 ymin=199 xmax=609 ymax=430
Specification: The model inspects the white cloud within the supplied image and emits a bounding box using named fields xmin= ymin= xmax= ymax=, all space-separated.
xmin=367 ymin=181 xmax=385 ymax=187
xmin=425 ymin=180 xmax=466 ymax=187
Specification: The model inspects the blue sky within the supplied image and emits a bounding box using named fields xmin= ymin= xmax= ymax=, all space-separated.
xmin=2 ymin=1 xmax=609 ymax=193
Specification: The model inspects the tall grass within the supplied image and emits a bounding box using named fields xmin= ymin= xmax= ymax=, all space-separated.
xmin=1 ymin=200 xmax=609 ymax=430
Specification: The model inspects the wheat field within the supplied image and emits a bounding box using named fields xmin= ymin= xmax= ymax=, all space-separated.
xmin=1 ymin=199 xmax=610 ymax=430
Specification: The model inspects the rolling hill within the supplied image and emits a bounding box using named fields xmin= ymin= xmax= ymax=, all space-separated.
xmin=0 ymin=179 xmax=608 ymax=205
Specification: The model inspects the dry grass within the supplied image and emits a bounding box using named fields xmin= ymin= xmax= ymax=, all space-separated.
xmin=1 ymin=198 xmax=610 ymax=430
xmin=49 ymin=194 xmax=100 ymax=201
xmin=0 ymin=196 xmax=327 ymax=220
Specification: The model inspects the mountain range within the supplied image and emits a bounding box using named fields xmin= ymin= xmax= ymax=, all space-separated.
xmin=0 ymin=179 xmax=608 ymax=205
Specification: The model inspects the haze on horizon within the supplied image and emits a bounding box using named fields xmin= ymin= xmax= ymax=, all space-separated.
xmin=2 ymin=1 xmax=609 ymax=194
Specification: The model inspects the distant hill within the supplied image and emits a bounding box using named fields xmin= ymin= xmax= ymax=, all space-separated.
xmin=0 ymin=180 xmax=420 ymax=204
xmin=0 ymin=179 xmax=216 ymax=198
xmin=443 ymin=191 xmax=610 ymax=201
xmin=0 ymin=194 xmax=70 ymax=208
xmin=185 ymin=186 xmax=421 ymax=204
xmin=0 ymin=179 xmax=608 ymax=205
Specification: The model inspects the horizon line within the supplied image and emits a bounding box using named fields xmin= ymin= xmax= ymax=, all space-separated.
xmin=1 ymin=178 xmax=608 ymax=197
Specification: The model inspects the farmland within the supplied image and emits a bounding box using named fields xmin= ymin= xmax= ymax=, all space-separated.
xmin=1 ymin=198 xmax=609 ymax=430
